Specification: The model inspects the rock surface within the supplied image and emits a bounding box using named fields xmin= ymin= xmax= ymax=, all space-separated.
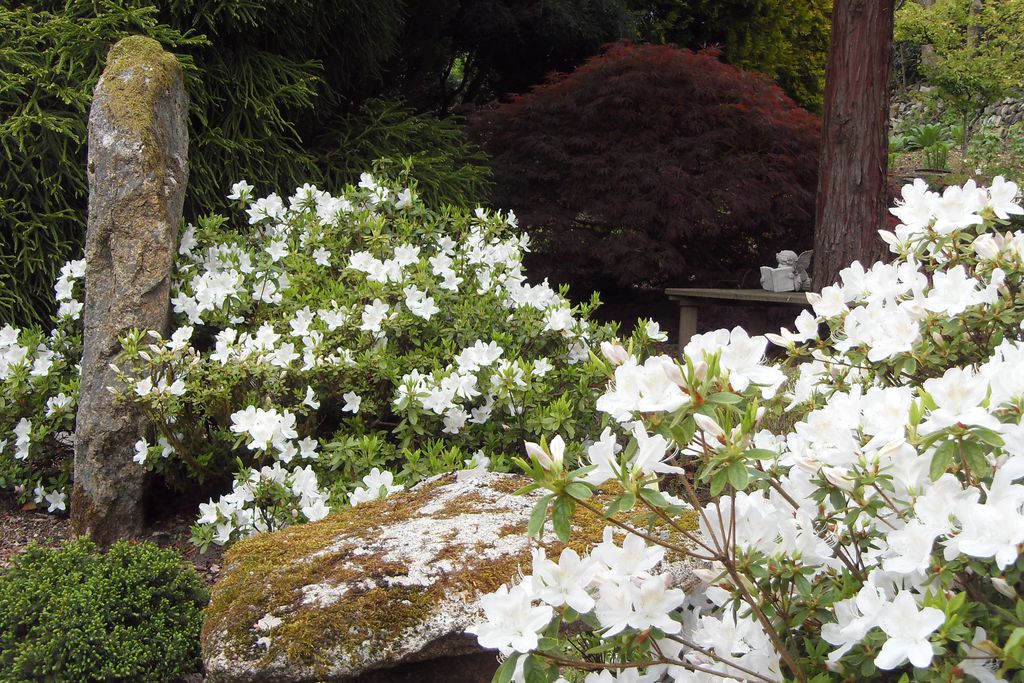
xmin=202 ymin=472 xmax=548 ymax=682
xmin=202 ymin=471 xmax=707 ymax=683
xmin=73 ymin=36 xmax=188 ymax=545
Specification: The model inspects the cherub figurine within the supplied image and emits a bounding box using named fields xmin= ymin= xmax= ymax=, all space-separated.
xmin=759 ymin=250 xmax=813 ymax=292
xmin=776 ymin=250 xmax=812 ymax=291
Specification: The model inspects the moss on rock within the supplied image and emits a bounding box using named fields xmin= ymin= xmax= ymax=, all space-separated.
xmin=101 ymin=36 xmax=183 ymax=137
xmin=201 ymin=472 xmax=702 ymax=682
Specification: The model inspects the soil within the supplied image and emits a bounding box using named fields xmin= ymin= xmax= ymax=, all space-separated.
xmin=0 ymin=493 xmax=225 ymax=585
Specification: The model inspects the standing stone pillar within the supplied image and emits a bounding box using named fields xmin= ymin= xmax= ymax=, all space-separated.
xmin=72 ymin=36 xmax=188 ymax=545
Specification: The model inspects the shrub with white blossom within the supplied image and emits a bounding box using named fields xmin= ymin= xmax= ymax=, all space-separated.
xmin=0 ymin=259 xmax=83 ymax=513
xmin=469 ymin=177 xmax=1024 ymax=681
xmin=0 ymin=168 xmax=652 ymax=548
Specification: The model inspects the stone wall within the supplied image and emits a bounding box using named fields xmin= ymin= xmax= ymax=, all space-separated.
xmin=890 ymin=88 xmax=1024 ymax=132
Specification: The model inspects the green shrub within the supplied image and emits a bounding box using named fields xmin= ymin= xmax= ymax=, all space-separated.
xmin=968 ymin=122 xmax=1024 ymax=184
xmin=0 ymin=539 xmax=208 ymax=682
xmin=316 ymin=98 xmax=492 ymax=210
xmin=0 ymin=168 xmax=656 ymax=547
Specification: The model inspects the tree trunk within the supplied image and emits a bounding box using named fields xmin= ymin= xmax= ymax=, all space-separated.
xmin=812 ymin=0 xmax=895 ymax=290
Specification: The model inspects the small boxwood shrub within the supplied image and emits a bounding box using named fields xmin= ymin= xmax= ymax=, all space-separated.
xmin=0 ymin=538 xmax=208 ymax=682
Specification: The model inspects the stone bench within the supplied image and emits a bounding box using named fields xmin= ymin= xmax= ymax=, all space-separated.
xmin=665 ymin=288 xmax=812 ymax=352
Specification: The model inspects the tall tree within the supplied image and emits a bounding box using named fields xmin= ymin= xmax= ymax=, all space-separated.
xmin=812 ymin=0 xmax=895 ymax=290
xmin=627 ymin=0 xmax=832 ymax=111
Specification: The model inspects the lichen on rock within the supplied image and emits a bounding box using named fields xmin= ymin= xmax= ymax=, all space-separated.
xmin=100 ymin=36 xmax=183 ymax=141
xmin=201 ymin=471 xmax=703 ymax=682
xmin=202 ymin=472 xmax=551 ymax=682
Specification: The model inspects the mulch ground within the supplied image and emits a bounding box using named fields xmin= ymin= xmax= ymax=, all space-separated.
xmin=0 ymin=493 xmax=225 ymax=585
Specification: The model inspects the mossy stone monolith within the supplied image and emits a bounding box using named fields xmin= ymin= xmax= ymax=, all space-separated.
xmin=72 ymin=36 xmax=188 ymax=545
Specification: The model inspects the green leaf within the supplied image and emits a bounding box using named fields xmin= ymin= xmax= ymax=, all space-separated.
xmin=972 ymin=427 xmax=1004 ymax=447
xmin=522 ymin=655 xmax=548 ymax=683
xmin=961 ymin=440 xmax=992 ymax=479
xmin=710 ymin=468 xmax=728 ymax=496
xmin=708 ymin=392 xmax=743 ymax=405
xmin=745 ymin=448 xmax=779 ymax=461
xmin=670 ymin=417 xmax=696 ymax=447
xmin=527 ymin=494 xmax=554 ymax=539
xmin=564 ymin=482 xmax=593 ymax=500
xmin=552 ymin=496 xmax=575 ymax=543
xmin=605 ymin=492 xmax=636 ymax=517
xmin=638 ymin=487 xmax=670 ymax=508
xmin=726 ymin=461 xmax=749 ymax=490
xmin=1003 ymin=626 xmax=1024 ymax=656
xmin=537 ymin=637 xmax=560 ymax=651
xmin=513 ymin=482 xmax=542 ymax=496
xmin=930 ymin=439 xmax=956 ymax=481
xmin=493 ymin=653 xmax=521 ymax=683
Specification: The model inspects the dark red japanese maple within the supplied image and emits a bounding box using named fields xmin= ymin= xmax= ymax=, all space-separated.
xmin=471 ymin=42 xmax=821 ymax=292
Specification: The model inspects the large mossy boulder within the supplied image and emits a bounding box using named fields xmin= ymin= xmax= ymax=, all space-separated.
xmin=201 ymin=472 xmax=598 ymax=682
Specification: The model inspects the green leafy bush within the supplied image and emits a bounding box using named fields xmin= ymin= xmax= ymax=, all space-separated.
xmin=895 ymin=0 xmax=1024 ymax=151
xmin=315 ymin=99 xmax=491 ymax=210
xmin=0 ymin=168 xmax=655 ymax=547
xmin=969 ymin=122 xmax=1024 ymax=184
xmin=0 ymin=539 xmax=208 ymax=682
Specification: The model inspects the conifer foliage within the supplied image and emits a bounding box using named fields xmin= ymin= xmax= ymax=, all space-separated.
xmin=0 ymin=0 xmax=491 ymax=328
xmin=471 ymin=43 xmax=821 ymax=292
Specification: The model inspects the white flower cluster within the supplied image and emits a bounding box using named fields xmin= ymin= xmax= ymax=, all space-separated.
xmin=31 ymin=482 xmax=66 ymax=513
xmin=0 ymin=263 xmax=81 ymax=507
xmin=3 ymin=171 xmax=617 ymax=547
xmin=469 ymin=533 xmax=777 ymax=682
xmin=348 ymin=467 xmax=403 ymax=506
xmin=396 ymin=340 xmax=561 ymax=434
xmin=53 ymin=259 xmax=86 ymax=321
xmin=472 ymin=177 xmax=1024 ymax=681
xmin=197 ymin=462 xmax=330 ymax=545
xmin=0 ymin=322 xmax=64 ymax=383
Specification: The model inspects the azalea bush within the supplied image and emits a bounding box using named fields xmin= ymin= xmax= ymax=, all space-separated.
xmin=469 ymin=177 xmax=1024 ymax=681
xmin=0 ymin=168 xmax=656 ymax=548
xmin=0 ymin=260 xmax=84 ymax=513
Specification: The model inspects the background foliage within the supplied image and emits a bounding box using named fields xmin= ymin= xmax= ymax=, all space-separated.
xmin=470 ymin=42 xmax=821 ymax=295
xmin=895 ymin=0 xmax=1024 ymax=150
xmin=2 ymin=0 xmax=829 ymax=328
xmin=0 ymin=0 xmax=491 ymax=328
xmin=628 ymin=0 xmax=832 ymax=111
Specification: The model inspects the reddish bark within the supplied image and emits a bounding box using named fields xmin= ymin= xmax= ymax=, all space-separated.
xmin=812 ymin=0 xmax=895 ymax=290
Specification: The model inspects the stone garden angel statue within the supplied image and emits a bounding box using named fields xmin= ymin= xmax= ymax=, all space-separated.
xmin=760 ymin=249 xmax=813 ymax=292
